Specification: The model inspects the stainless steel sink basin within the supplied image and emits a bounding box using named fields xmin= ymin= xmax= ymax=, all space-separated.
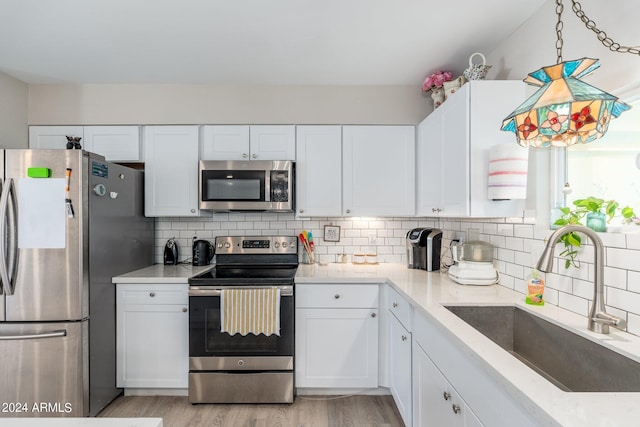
xmin=445 ymin=305 xmax=640 ymax=392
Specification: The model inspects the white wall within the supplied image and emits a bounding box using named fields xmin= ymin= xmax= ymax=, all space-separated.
xmin=28 ymin=84 xmax=430 ymax=125
xmin=0 ymin=71 xmax=28 ymax=148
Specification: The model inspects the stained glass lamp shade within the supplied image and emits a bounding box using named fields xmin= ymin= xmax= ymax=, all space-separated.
xmin=501 ymin=57 xmax=630 ymax=148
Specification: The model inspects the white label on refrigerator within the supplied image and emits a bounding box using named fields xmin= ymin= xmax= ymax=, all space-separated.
xmin=18 ymin=178 xmax=66 ymax=248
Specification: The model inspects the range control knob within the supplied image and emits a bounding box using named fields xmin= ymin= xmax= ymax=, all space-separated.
xmin=281 ymin=241 xmax=288 ymax=248
xmin=217 ymin=243 xmax=224 ymax=249
xmin=274 ymin=242 xmax=281 ymax=248
xmin=224 ymin=242 xmax=231 ymax=248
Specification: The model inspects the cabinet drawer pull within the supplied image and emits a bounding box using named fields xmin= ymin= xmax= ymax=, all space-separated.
xmin=182 ymin=307 xmax=188 ymax=313
xmin=392 ymin=302 xmax=398 ymax=308
xmin=452 ymin=404 xmax=461 ymax=415
xmin=443 ymin=391 xmax=451 ymax=401
xmin=334 ymin=294 xmax=340 ymax=299
xmin=149 ymin=292 xmax=156 ymax=297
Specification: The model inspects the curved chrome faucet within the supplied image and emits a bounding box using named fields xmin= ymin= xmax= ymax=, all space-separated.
xmin=536 ymin=224 xmax=626 ymax=334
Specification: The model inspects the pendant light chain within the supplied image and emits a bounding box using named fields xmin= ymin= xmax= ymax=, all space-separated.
xmin=570 ymin=0 xmax=640 ymax=56
xmin=555 ymin=0 xmax=565 ymax=64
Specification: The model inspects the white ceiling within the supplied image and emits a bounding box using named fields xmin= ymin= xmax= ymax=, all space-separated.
xmin=0 ymin=0 xmax=545 ymax=85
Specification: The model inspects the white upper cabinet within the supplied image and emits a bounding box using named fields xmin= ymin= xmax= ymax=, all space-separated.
xmin=29 ymin=125 xmax=141 ymax=162
xmin=29 ymin=126 xmax=84 ymax=149
xmin=200 ymin=125 xmax=250 ymax=160
xmin=343 ymin=126 xmax=415 ymax=216
xmin=143 ymin=125 xmax=200 ymax=217
xmin=416 ymin=81 xmax=527 ymax=217
xmin=249 ymin=125 xmax=296 ymax=160
xmin=83 ymin=126 xmax=141 ymax=162
xmin=295 ymin=126 xmax=342 ymax=217
xmin=201 ymin=125 xmax=295 ymax=160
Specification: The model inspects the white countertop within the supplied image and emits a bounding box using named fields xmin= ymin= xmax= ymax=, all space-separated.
xmin=111 ymin=264 xmax=213 ymax=284
xmin=297 ymin=262 xmax=640 ymax=427
xmin=111 ymin=261 xmax=640 ymax=426
xmin=0 ymin=418 xmax=162 ymax=427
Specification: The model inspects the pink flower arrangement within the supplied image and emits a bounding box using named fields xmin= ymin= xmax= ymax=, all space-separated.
xmin=422 ymin=71 xmax=453 ymax=92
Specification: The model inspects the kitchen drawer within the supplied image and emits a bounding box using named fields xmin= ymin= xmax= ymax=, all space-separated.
xmin=117 ymin=284 xmax=188 ymax=306
xmin=296 ymin=284 xmax=379 ymax=308
xmin=387 ymin=285 xmax=411 ymax=330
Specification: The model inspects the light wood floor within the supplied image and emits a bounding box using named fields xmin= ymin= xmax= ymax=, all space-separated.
xmin=99 ymin=395 xmax=404 ymax=427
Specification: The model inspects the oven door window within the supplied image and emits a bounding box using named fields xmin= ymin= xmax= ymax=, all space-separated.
xmin=201 ymin=170 xmax=265 ymax=201
xmin=189 ymin=295 xmax=293 ymax=357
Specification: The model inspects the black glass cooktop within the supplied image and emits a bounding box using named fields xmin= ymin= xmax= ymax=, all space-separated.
xmin=188 ymin=265 xmax=297 ymax=286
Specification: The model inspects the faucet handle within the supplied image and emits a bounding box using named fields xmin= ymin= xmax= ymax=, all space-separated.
xmin=593 ymin=312 xmax=626 ymax=330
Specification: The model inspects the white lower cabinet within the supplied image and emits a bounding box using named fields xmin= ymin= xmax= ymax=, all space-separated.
xmin=295 ymin=284 xmax=379 ymax=388
xmin=116 ymin=284 xmax=189 ymax=389
xmin=389 ymin=313 xmax=412 ymax=426
xmin=413 ymin=342 xmax=483 ymax=427
xmin=413 ymin=311 xmax=538 ymax=427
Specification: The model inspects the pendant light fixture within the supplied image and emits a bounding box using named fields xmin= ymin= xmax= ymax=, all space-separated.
xmin=501 ymin=0 xmax=634 ymax=148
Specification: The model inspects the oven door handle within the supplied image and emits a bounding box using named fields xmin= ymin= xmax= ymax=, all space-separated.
xmin=189 ymin=286 xmax=294 ymax=297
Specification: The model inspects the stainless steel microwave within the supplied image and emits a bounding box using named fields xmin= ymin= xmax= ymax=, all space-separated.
xmin=199 ymin=160 xmax=294 ymax=211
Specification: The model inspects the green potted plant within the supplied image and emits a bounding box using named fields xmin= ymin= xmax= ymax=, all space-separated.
xmin=554 ymin=197 xmax=637 ymax=268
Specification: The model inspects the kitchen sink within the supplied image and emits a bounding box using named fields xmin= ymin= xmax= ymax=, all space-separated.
xmin=444 ymin=305 xmax=640 ymax=392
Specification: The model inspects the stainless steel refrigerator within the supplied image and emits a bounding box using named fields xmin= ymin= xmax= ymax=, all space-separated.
xmin=0 ymin=149 xmax=154 ymax=417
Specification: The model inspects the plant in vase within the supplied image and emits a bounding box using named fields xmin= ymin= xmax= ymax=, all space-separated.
xmin=422 ymin=71 xmax=453 ymax=108
xmin=554 ymin=196 xmax=638 ymax=268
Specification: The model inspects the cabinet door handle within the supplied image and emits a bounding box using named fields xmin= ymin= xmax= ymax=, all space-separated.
xmin=443 ymin=391 xmax=451 ymax=401
xmin=345 ymin=209 xmax=351 ymax=214
xmin=299 ymin=209 xmax=304 ymax=213
xmin=401 ymin=335 xmax=407 ymax=341
xmin=452 ymin=404 xmax=461 ymax=415
xmin=392 ymin=302 xmax=398 ymax=308
xmin=252 ymin=153 xmax=257 ymax=159
xmin=149 ymin=292 xmax=156 ymax=297
xmin=334 ymin=294 xmax=340 ymax=299
xmin=242 ymin=153 xmax=248 ymax=158
xmin=371 ymin=312 xmax=377 ymax=318
xmin=182 ymin=307 xmax=188 ymax=313
xmin=190 ymin=209 xmax=196 ymax=213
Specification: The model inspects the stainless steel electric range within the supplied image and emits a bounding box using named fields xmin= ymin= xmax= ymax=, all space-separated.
xmin=187 ymin=235 xmax=298 ymax=404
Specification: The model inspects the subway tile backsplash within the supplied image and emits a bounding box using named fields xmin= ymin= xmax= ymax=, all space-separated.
xmin=155 ymin=214 xmax=640 ymax=337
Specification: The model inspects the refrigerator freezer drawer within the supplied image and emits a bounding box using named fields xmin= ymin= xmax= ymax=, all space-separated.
xmin=0 ymin=321 xmax=88 ymax=417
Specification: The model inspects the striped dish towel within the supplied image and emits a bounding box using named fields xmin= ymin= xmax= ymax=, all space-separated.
xmin=221 ymin=288 xmax=281 ymax=336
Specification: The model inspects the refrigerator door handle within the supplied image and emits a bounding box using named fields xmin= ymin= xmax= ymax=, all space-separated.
xmin=0 ymin=329 xmax=67 ymax=341
xmin=0 ymin=178 xmax=18 ymax=296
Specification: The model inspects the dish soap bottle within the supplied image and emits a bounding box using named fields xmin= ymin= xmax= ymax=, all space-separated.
xmin=526 ymin=269 xmax=545 ymax=306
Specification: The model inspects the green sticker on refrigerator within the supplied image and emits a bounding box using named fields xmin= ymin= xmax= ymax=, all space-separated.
xmin=27 ymin=167 xmax=51 ymax=178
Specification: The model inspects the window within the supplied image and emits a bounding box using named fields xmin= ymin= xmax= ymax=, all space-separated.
xmin=564 ymin=98 xmax=640 ymax=222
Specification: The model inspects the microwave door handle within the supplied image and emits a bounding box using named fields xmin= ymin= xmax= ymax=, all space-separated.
xmin=0 ymin=178 xmax=17 ymax=295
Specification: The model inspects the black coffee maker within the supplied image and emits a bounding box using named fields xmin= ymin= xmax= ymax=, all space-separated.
xmin=164 ymin=237 xmax=179 ymax=265
xmin=406 ymin=228 xmax=442 ymax=271
xmin=192 ymin=237 xmax=214 ymax=266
